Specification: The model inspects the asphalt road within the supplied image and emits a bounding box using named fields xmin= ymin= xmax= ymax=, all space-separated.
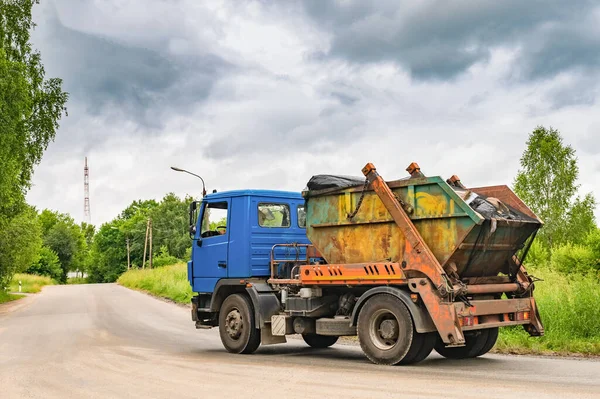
xmin=1 ymin=284 xmax=599 ymax=399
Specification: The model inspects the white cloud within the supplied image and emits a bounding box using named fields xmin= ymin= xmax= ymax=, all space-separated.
xmin=26 ymin=0 xmax=600 ymax=225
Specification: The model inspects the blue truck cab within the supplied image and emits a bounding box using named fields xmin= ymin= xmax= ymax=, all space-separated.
xmin=188 ymin=190 xmax=310 ymax=333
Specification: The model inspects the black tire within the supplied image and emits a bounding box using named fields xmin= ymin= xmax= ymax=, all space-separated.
xmin=400 ymin=332 xmax=436 ymax=365
xmin=476 ymin=327 xmax=499 ymax=356
xmin=434 ymin=329 xmax=489 ymax=359
xmin=218 ymin=294 xmax=261 ymax=354
xmin=357 ymin=294 xmax=414 ymax=365
xmin=302 ymin=334 xmax=339 ymax=348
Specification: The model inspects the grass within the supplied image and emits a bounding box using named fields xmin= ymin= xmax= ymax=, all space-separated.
xmin=117 ymin=263 xmax=193 ymax=304
xmin=495 ymin=266 xmax=600 ymax=356
xmin=0 ymin=291 xmax=25 ymax=304
xmin=9 ymin=273 xmax=56 ymax=293
xmin=67 ymin=277 xmax=88 ymax=285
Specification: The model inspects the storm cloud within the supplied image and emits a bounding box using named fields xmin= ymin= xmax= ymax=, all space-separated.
xmin=25 ymin=0 xmax=600 ymax=225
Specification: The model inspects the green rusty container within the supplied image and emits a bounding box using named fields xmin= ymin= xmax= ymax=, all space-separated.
xmin=304 ymin=174 xmax=542 ymax=278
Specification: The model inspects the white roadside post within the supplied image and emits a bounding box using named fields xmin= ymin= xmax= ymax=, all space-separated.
xmin=19 ymin=281 xmax=22 ymax=293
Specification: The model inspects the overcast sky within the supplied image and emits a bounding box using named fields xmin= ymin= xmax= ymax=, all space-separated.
xmin=26 ymin=0 xmax=600 ymax=226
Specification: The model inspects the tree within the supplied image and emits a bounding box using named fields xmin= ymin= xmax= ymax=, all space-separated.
xmin=567 ymin=193 xmax=597 ymax=245
xmin=514 ymin=126 xmax=596 ymax=248
xmin=88 ymin=222 xmax=127 ymax=283
xmin=0 ymin=205 xmax=42 ymax=288
xmin=0 ymin=0 xmax=68 ymax=288
xmin=27 ymin=246 xmax=62 ymax=281
xmin=150 ymin=193 xmax=191 ymax=259
xmin=38 ymin=210 xmax=86 ymax=283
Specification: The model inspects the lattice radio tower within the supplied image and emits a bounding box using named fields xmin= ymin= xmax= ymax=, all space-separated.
xmin=84 ymin=157 xmax=91 ymax=224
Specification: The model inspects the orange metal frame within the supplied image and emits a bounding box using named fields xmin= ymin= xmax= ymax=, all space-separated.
xmin=299 ymin=263 xmax=407 ymax=285
xmin=362 ymin=163 xmax=465 ymax=345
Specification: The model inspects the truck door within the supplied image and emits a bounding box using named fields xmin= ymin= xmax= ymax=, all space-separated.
xmin=193 ymin=200 xmax=230 ymax=281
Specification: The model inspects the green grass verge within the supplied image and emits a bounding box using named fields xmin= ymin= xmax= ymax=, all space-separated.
xmin=9 ymin=273 xmax=56 ymax=293
xmin=495 ymin=266 xmax=600 ymax=356
xmin=67 ymin=277 xmax=88 ymax=285
xmin=117 ymin=263 xmax=193 ymax=304
xmin=0 ymin=291 xmax=25 ymax=304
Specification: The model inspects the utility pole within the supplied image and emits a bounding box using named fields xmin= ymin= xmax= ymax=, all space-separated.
xmin=126 ymin=238 xmax=131 ymax=270
xmin=149 ymin=218 xmax=153 ymax=269
xmin=142 ymin=218 xmax=150 ymax=269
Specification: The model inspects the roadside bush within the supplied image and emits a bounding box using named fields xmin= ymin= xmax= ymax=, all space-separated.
xmin=551 ymin=243 xmax=597 ymax=275
xmin=497 ymin=267 xmax=600 ymax=354
xmin=151 ymin=246 xmax=181 ymax=268
xmin=27 ymin=246 xmax=62 ymax=281
xmin=524 ymin=239 xmax=549 ymax=268
xmin=584 ymin=228 xmax=600 ymax=263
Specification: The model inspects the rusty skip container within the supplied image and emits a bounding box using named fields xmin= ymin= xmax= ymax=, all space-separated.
xmin=304 ymin=164 xmax=543 ymax=282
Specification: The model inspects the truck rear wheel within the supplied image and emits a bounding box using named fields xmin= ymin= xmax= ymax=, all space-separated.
xmin=400 ymin=331 xmax=436 ymax=364
xmin=218 ymin=294 xmax=261 ymax=354
xmin=357 ymin=294 xmax=414 ymax=365
xmin=476 ymin=327 xmax=499 ymax=356
xmin=434 ymin=329 xmax=490 ymax=359
xmin=302 ymin=334 xmax=339 ymax=348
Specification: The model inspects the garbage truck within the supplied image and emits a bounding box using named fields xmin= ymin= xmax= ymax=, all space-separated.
xmin=186 ymin=162 xmax=544 ymax=365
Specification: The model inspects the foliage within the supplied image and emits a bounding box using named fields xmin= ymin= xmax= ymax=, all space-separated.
xmin=0 ymin=0 xmax=67 ymax=217
xmin=584 ymin=228 xmax=600 ymax=261
xmin=0 ymin=291 xmax=24 ymax=304
xmin=27 ymin=245 xmax=62 ymax=280
xmin=117 ymin=263 xmax=193 ymax=304
xmin=497 ymin=267 xmax=600 ymax=355
xmin=523 ymin=239 xmax=550 ymax=268
xmin=88 ymin=193 xmax=193 ymax=282
xmin=67 ymin=277 xmax=87 ymax=285
xmin=0 ymin=205 xmax=42 ymax=289
xmin=152 ymin=246 xmax=181 ymax=268
xmin=0 ymin=0 xmax=68 ymax=288
xmin=551 ymin=243 xmax=598 ymax=275
xmin=149 ymin=193 xmax=192 ymax=259
xmin=38 ymin=210 xmax=87 ymax=283
xmin=9 ymin=273 xmax=55 ymax=293
xmin=88 ymin=223 xmax=127 ymax=283
xmin=567 ymin=194 xmax=598 ymax=244
xmin=514 ymin=126 xmax=596 ymax=248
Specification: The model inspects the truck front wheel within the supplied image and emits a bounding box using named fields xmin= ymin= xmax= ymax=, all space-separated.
xmin=357 ymin=294 xmax=414 ymax=365
xmin=218 ymin=294 xmax=261 ymax=354
xmin=302 ymin=334 xmax=339 ymax=348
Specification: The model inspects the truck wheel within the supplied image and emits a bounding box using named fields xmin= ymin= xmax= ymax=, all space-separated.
xmin=218 ymin=294 xmax=261 ymax=354
xmin=400 ymin=331 xmax=436 ymax=365
xmin=302 ymin=334 xmax=339 ymax=348
xmin=476 ymin=327 xmax=499 ymax=356
xmin=357 ymin=294 xmax=414 ymax=365
xmin=434 ymin=329 xmax=489 ymax=359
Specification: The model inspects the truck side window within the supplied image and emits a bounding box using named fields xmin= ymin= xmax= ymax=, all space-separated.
xmin=258 ymin=203 xmax=290 ymax=228
xmin=200 ymin=202 xmax=228 ymax=238
xmin=297 ymin=205 xmax=306 ymax=228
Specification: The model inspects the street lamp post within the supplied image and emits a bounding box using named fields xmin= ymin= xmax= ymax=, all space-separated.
xmin=170 ymin=166 xmax=207 ymax=196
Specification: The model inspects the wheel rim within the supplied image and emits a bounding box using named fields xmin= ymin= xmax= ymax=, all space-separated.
xmin=225 ymin=308 xmax=243 ymax=340
xmin=369 ymin=309 xmax=400 ymax=350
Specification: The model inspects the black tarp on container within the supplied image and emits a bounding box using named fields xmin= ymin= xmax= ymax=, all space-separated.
xmin=306 ymin=175 xmax=365 ymax=191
